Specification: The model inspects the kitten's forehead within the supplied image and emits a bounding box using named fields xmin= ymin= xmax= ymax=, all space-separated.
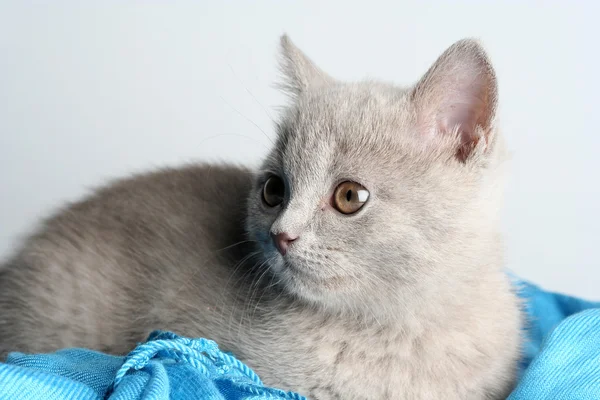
xmin=296 ymin=83 xmax=409 ymax=138
xmin=273 ymin=83 xmax=412 ymax=179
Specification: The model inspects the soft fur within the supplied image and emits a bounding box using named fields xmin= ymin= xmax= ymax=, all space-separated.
xmin=0 ymin=36 xmax=521 ymax=399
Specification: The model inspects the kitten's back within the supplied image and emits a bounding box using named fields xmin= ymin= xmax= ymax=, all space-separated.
xmin=0 ymin=164 xmax=253 ymax=357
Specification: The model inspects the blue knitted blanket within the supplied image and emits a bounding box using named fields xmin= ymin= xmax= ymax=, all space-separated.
xmin=0 ymin=278 xmax=598 ymax=399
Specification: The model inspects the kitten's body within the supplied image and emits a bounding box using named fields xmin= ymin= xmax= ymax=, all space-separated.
xmin=0 ymin=37 xmax=521 ymax=399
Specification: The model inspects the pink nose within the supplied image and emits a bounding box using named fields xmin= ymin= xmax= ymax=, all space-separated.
xmin=271 ymin=232 xmax=298 ymax=256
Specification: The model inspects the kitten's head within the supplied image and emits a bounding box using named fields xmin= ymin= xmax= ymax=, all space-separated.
xmin=246 ymin=36 xmax=505 ymax=318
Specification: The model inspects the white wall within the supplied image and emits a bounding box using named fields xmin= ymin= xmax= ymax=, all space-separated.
xmin=1 ymin=1 xmax=598 ymax=299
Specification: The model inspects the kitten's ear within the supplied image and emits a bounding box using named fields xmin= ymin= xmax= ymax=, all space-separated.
xmin=278 ymin=34 xmax=333 ymax=96
xmin=411 ymin=39 xmax=498 ymax=162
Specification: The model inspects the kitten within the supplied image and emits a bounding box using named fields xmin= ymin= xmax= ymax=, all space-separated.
xmin=0 ymin=36 xmax=521 ymax=399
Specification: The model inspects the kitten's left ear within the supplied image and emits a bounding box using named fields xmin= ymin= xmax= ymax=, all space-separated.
xmin=278 ymin=34 xmax=333 ymax=96
xmin=411 ymin=39 xmax=498 ymax=162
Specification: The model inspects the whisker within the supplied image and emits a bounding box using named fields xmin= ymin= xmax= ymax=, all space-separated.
xmin=219 ymin=95 xmax=274 ymax=145
xmin=250 ymin=255 xmax=278 ymax=322
xmin=237 ymin=258 xmax=271 ymax=338
xmin=227 ymin=63 xmax=277 ymax=123
xmin=226 ymin=261 xmax=260 ymax=338
xmin=218 ymin=250 xmax=261 ymax=328
xmin=215 ymin=239 xmax=259 ymax=253
xmin=197 ymin=133 xmax=271 ymax=151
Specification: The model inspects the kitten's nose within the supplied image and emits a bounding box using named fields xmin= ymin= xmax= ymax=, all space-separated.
xmin=271 ymin=232 xmax=297 ymax=256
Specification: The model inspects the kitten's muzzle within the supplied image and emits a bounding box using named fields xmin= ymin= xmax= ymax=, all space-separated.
xmin=271 ymin=232 xmax=298 ymax=256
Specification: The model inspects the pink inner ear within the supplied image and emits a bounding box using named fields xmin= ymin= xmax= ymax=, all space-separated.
xmin=434 ymin=83 xmax=492 ymax=161
xmin=438 ymin=104 xmax=485 ymax=162
xmin=438 ymin=98 xmax=485 ymax=138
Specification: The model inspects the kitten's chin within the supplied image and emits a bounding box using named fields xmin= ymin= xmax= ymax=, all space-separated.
xmin=272 ymin=258 xmax=351 ymax=306
xmin=270 ymin=258 xmax=397 ymax=322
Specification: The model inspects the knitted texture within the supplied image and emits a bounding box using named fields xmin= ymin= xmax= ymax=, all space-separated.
xmin=0 ymin=331 xmax=305 ymax=400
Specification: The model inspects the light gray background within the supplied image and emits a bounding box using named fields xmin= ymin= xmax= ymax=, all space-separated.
xmin=1 ymin=2 xmax=598 ymax=299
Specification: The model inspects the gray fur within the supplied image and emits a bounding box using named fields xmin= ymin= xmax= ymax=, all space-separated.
xmin=0 ymin=36 xmax=521 ymax=399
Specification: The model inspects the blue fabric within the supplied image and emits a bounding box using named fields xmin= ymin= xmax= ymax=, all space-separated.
xmin=0 ymin=331 xmax=305 ymax=400
xmin=0 ymin=278 xmax=598 ymax=399
xmin=509 ymin=280 xmax=600 ymax=399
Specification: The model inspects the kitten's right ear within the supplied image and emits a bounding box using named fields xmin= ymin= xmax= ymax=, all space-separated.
xmin=278 ymin=34 xmax=333 ymax=97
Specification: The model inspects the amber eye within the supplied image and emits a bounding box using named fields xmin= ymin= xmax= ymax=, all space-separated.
xmin=262 ymin=176 xmax=285 ymax=207
xmin=333 ymin=181 xmax=370 ymax=214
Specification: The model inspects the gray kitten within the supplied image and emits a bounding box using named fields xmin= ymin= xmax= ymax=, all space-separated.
xmin=0 ymin=36 xmax=521 ymax=399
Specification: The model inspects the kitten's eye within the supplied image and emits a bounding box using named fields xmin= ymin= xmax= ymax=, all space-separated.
xmin=333 ymin=181 xmax=369 ymax=215
xmin=262 ymin=176 xmax=285 ymax=207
